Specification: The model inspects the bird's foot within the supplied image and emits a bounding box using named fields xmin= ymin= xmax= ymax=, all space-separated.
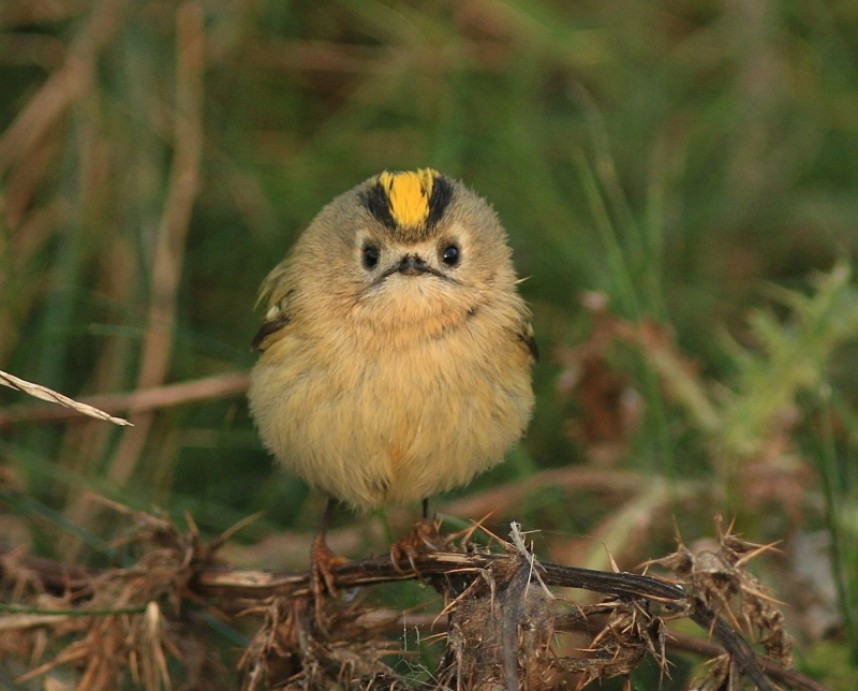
xmin=310 ymin=532 xmax=348 ymax=628
xmin=390 ymin=517 xmax=442 ymax=575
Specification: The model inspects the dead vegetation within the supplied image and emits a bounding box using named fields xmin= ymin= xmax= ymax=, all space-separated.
xmin=0 ymin=502 xmax=827 ymax=690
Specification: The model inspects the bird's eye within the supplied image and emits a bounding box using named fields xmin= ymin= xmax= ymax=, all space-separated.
xmin=362 ymin=244 xmax=380 ymax=270
xmin=440 ymin=243 xmax=460 ymax=267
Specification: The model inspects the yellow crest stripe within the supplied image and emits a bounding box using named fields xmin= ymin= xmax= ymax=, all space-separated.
xmin=378 ymin=168 xmax=438 ymax=228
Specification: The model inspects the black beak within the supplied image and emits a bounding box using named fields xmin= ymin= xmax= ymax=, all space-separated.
xmin=371 ymin=253 xmax=455 ymax=287
xmin=397 ymin=254 xmax=429 ymax=276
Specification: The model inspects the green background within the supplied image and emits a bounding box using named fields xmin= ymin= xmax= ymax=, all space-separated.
xmin=1 ymin=1 xmax=856 ymax=687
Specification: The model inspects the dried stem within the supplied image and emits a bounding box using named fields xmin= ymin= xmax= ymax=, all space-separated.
xmin=2 ymin=529 xmax=821 ymax=690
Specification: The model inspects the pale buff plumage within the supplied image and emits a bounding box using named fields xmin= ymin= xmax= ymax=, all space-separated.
xmin=248 ymin=170 xmax=535 ymax=511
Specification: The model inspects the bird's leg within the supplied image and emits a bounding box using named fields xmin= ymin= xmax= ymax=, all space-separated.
xmin=390 ymin=497 xmax=442 ymax=573
xmin=310 ymin=497 xmax=347 ymax=619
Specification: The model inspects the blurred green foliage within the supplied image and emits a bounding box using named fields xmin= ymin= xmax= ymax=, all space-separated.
xmin=2 ymin=0 xmax=858 ymax=687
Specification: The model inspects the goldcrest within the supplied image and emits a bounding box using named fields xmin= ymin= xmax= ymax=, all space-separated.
xmin=248 ymin=169 xmax=535 ymax=511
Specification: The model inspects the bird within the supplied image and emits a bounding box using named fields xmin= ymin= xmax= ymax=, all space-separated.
xmin=248 ymin=168 xmax=536 ymax=598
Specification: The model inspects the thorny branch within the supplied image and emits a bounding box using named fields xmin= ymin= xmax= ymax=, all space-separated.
xmin=0 ymin=510 xmax=828 ymax=690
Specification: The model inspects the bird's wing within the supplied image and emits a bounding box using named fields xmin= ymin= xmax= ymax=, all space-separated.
xmin=251 ymin=262 xmax=297 ymax=352
xmin=518 ymin=317 xmax=539 ymax=363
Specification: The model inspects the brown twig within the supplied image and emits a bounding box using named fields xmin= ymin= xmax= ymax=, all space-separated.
xmin=5 ymin=545 xmax=818 ymax=690
xmin=201 ymin=551 xmax=784 ymax=689
xmin=224 ymin=466 xmax=677 ymax=570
